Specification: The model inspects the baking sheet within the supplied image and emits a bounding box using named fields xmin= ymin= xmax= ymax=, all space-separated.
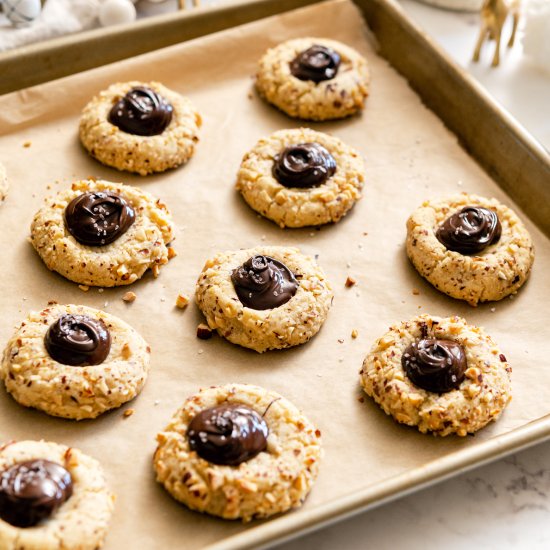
xmin=0 ymin=0 xmax=549 ymax=548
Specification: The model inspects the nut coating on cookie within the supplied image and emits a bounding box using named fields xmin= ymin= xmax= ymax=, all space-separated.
xmin=236 ymin=128 xmax=365 ymax=228
xmin=154 ymin=384 xmax=322 ymax=521
xmin=406 ymin=194 xmax=534 ymax=305
xmin=31 ymin=179 xmax=175 ymax=287
xmin=0 ymin=441 xmax=114 ymax=549
xmin=256 ymin=37 xmax=369 ymax=121
xmin=195 ymin=246 xmax=333 ymax=352
xmin=79 ymin=81 xmax=201 ymax=175
xmin=360 ymin=314 xmax=512 ymax=436
xmin=1 ymin=304 xmax=151 ymax=420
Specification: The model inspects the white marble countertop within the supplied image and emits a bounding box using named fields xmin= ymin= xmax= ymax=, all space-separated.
xmin=135 ymin=1 xmax=550 ymax=548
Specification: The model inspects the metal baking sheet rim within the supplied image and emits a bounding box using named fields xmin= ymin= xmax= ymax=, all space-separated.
xmin=211 ymin=414 xmax=550 ymax=549
xmin=2 ymin=0 xmax=549 ymax=548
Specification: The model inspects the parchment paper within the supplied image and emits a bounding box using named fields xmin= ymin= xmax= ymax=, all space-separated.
xmin=0 ymin=1 xmax=549 ymax=548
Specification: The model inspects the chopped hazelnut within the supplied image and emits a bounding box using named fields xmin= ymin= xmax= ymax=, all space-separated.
xmin=175 ymin=293 xmax=189 ymax=309
xmin=122 ymin=291 xmax=137 ymax=303
xmin=345 ymin=276 xmax=356 ymax=288
xmin=121 ymin=343 xmax=132 ymax=360
xmin=167 ymin=247 xmax=177 ymax=260
xmin=197 ymin=323 xmax=213 ymax=340
xmin=123 ymin=409 xmax=134 ymax=418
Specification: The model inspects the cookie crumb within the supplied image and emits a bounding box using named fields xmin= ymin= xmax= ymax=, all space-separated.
xmin=412 ymin=288 xmax=420 ymax=295
xmin=154 ymin=400 xmax=160 ymax=406
xmin=23 ymin=141 xmax=31 ymax=148
xmin=345 ymin=276 xmax=356 ymax=288
xmin=357 ymin=396 xmax=365 ymax=403
xmin=123 ymin=409 xmax=134 ymax=418
xmin=98 ymin=288 xmax=104 ymax=294
xmin=122 ymin=291 xmax=137 ymax=303
xmin=167 ymin=247 xmax=177 ymax=260
xmin=78 ymin=285 xmax=90 ymax=292
xmin=351 ymin=329 xmax=358 ymax=339
xmin=247 ymin=91 xmax=254 ymax=100
xmin=160 ymin=297 xmax=166 ymax=303
xmin=47 ymin=300 xmax=58 ymax=305
xmin=197 ymin=323 xmax=213 ymax=340
xmin=338 ymin=338 xmax=344 ymax=344
xmin=175 ymin=293 xmax=189 ymax=309
xmin=104 ymin=301 xmax=109 ymax=308
xmin=198 ymin=349 xmax=204 ymax=355
xmin=490 ymin=307 xmax=496 ymax=313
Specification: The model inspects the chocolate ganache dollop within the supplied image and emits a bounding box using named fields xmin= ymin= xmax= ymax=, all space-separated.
xmin=273 ymin=142 xmax=337 ymax=188
xmin=64 ymin=191 xmax=135 ymax=247
xmin=45 ymin=314 xmax=111 ymax=366
xmin=402 ymin=338 xmax=467 ymax=393
xmin=231 ymin=255 xmax=298 ymax=310
xmin=0 ymin=459 xmax=73 ymax=528
xmin=187 ymin=403 xmax=269 ymax=466
xmin=290 ymin=44 xmax=341 ymax=83
xmin=108 ymin=86 xmax=173 ymax=136
xmin=436 ymin=206 xmax=501 ymax=255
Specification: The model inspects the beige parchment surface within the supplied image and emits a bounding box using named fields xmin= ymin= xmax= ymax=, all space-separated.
xmin=0 ymin=1 xmax=549 ymax=548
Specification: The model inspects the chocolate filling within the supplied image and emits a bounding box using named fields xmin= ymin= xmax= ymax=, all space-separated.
xmin=65 ymin=191 xmax=135 ymax=246
xmin=290 ymin=45 xmax=341 ymax=83
xmin=436 ymin=206 xmax=501 ymax=255
xmin=187 ymin=403 xmax=269 ymax=466
xmin=108 ymin=86 xmax=173 ymax=136
xmin=45 ymin=314 xmax=111 ymax=366
xmin=402 ymin=338 xmax=467 ymax=393
xmin=272 ymin=142 xmax=336 ymax=188
xmin=0 ymin=459 xmax=73 ymax=528
xmin=231 ymin=255 xmax=298 ymax=310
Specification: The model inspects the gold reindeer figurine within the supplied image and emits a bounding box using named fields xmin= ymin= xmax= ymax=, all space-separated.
xmin=178 ymin=0 xmax=201 ymax=8
xmin=473 ymin=0 xmax=521 ymax=67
